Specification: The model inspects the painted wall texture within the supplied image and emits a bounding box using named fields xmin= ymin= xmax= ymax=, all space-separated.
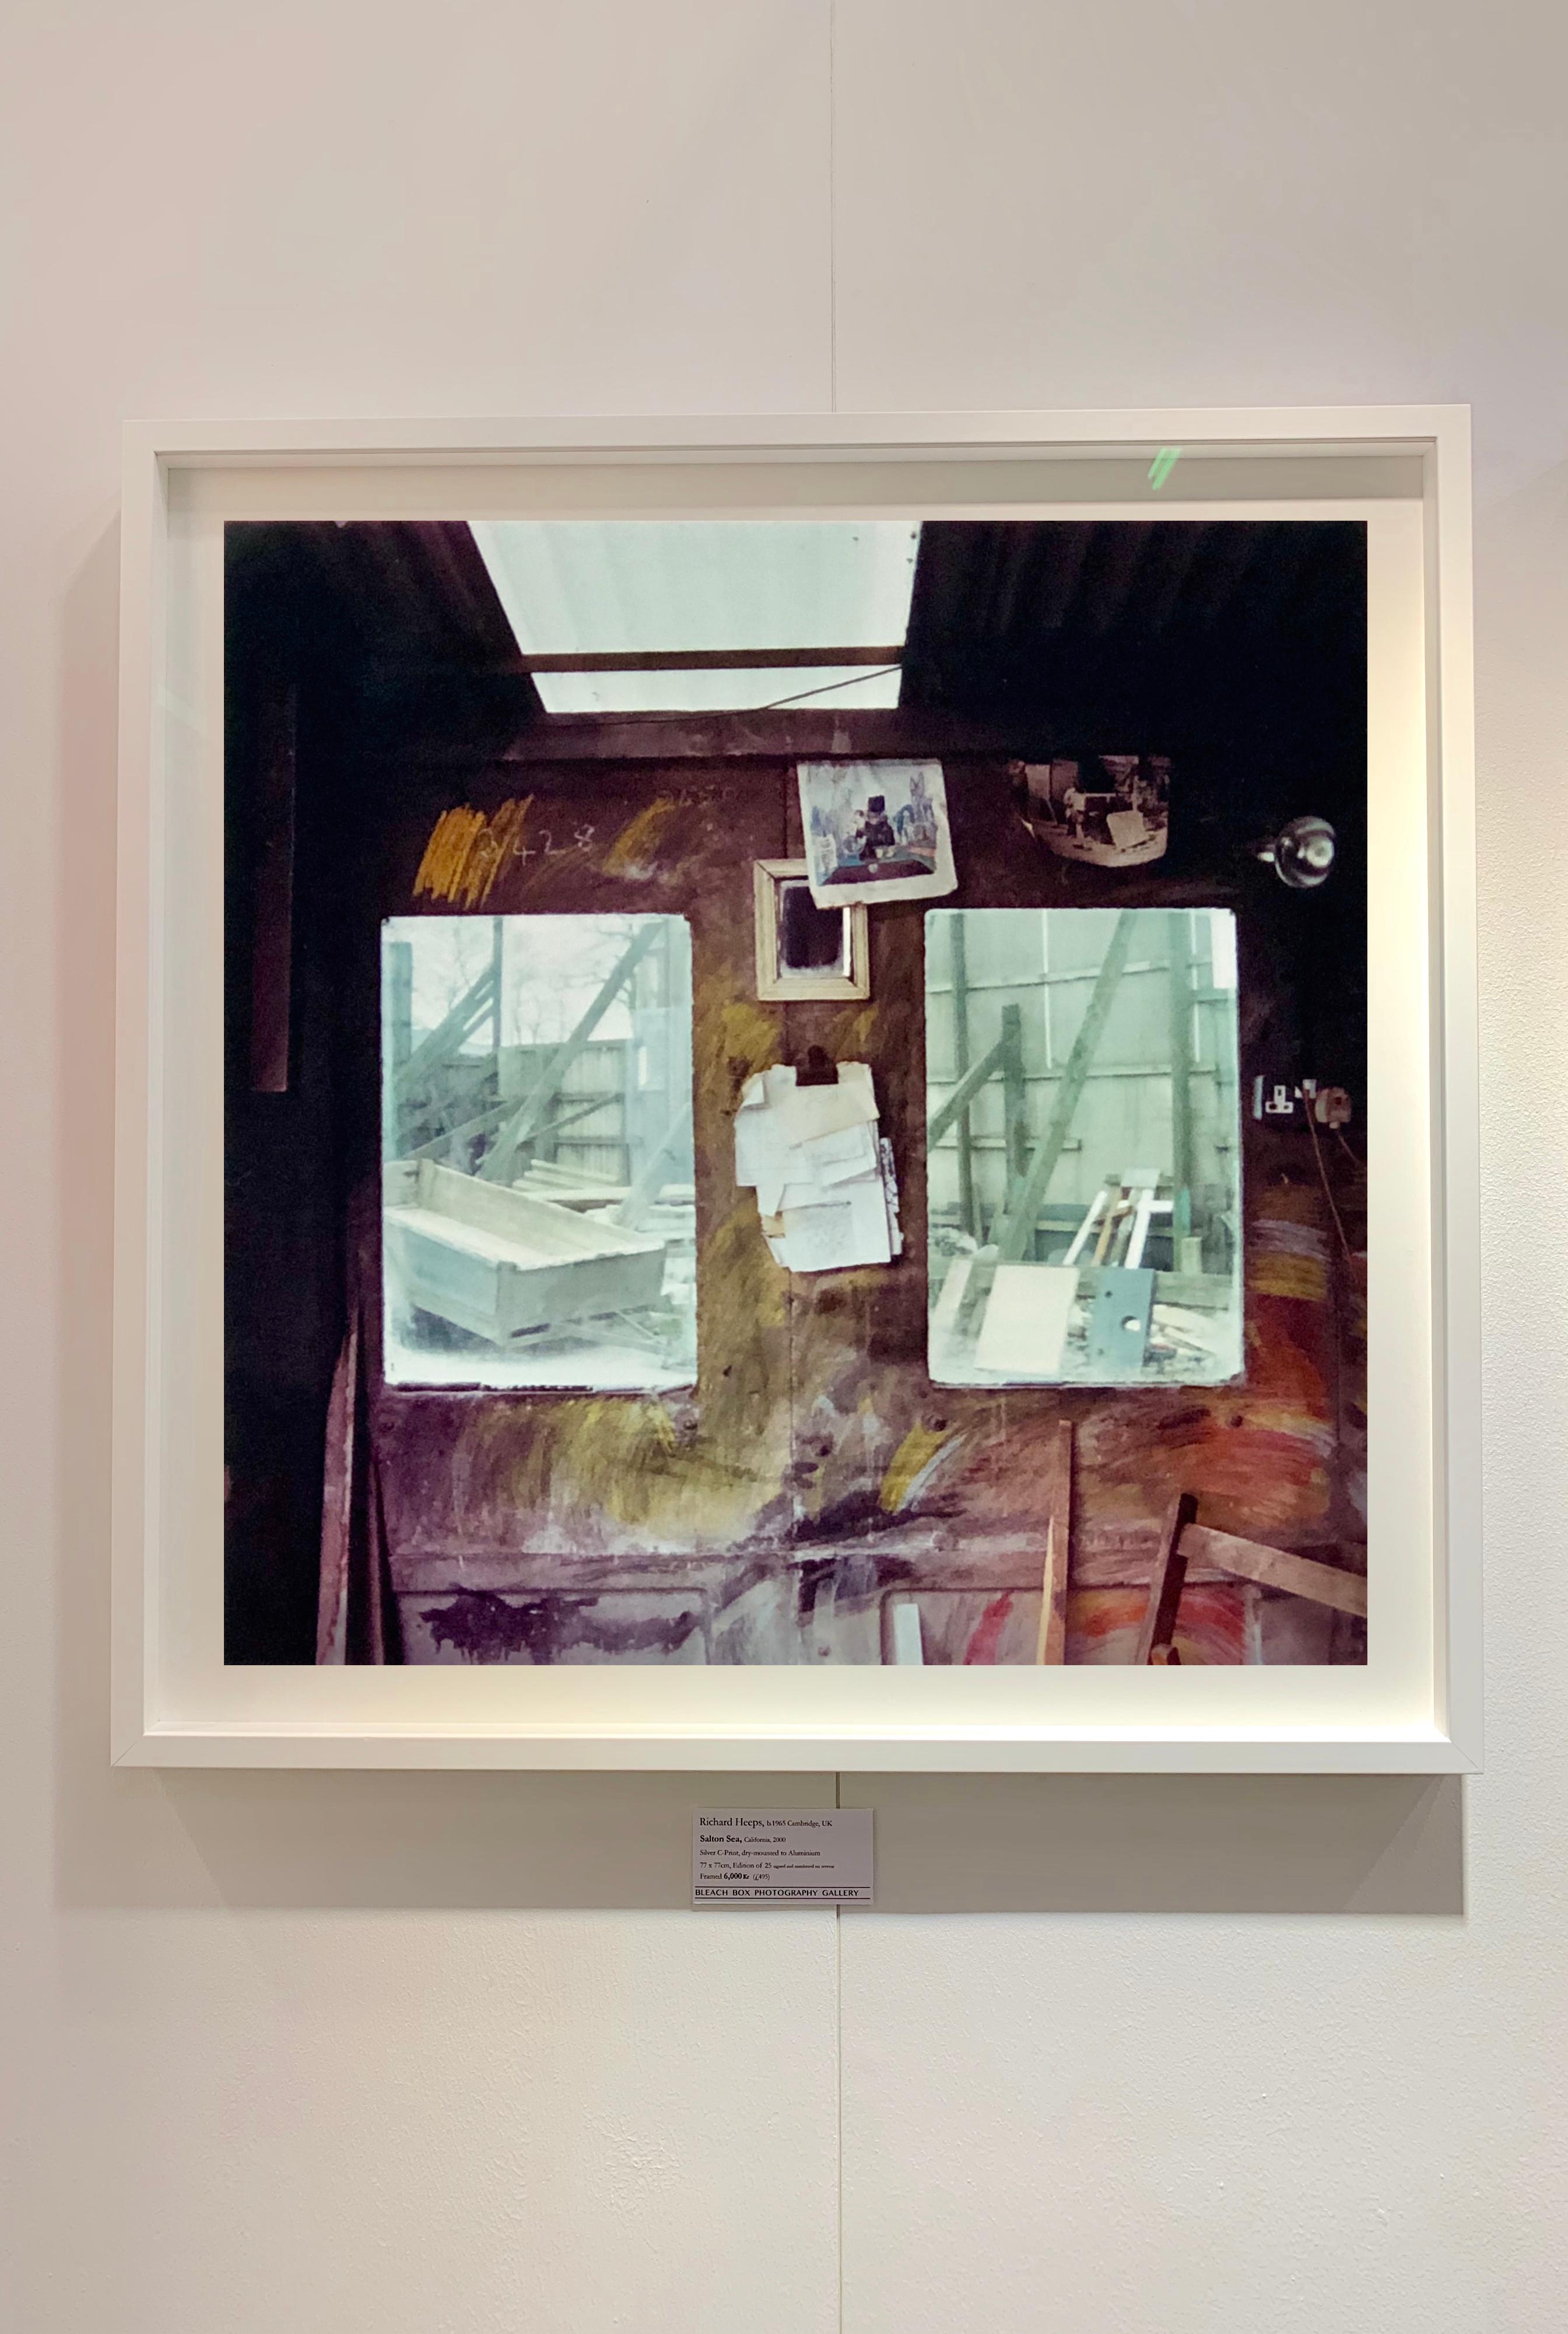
xmin=3 ymin=3 xmax=1565 ymax=2328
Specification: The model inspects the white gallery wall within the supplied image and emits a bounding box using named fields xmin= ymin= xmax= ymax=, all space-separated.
xmin=3 ymin=4 xmax=1565 ymax=2328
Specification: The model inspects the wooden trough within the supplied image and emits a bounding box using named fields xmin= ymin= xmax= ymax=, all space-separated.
xmin=384 ymin=1158 xmax=667 ymax=1347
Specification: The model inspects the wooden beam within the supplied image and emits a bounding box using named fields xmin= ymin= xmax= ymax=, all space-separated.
xmin=949 ymin=913 xmax=979 ymax=1240
xmin=392 ymin=959 xmax=497 ymax=1097
xmin=1034 ymin=1422 xmax=1074 ymax=1664
xmin=518 ymin=645 xmax=904 ymax=674
xmin=1132 ymin=1491 xmax=1198 ymax=1664
xmin=352 ymin=696 xmax=1029 ymax=766
xmin=478 ymin=922 xmax=661 ymax=1182
xmin=1000 ymin=1000 xmax=1029 ymax=1218
xmin=315 ymin=1317 xmax=358 ymax=1664
xmin=927 ymin=1030 xmax=1008 ymax=1149
xmin=1181 ymin=1524 xmax=1368 ymax=1617
xmin=956 ymin=908 xmax=1139 ymax=1336
xmin=995 ymin=910 xmax=1139 ymax=1265
xmin=1167 ymin=908 xmax=1195 ymax=1244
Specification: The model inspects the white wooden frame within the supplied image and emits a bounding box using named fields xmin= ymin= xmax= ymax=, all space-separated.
xmin=113 ymin=409 xmax=1479 ymax=1771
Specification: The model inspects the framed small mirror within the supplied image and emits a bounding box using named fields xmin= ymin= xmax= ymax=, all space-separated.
xmin=753 ymin=858 xmax=870 ymax=1001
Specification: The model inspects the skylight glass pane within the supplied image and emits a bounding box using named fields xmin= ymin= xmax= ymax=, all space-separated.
xmin=533 ymin=665 xmax=903 ymax=715
xmin=469 ymin=520 xmax=920 ymax=711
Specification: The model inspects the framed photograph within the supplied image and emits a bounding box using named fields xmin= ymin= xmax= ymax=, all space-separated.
xmin=113 ymin=408 xmax=1478 ymax=1770
xmin=753 ymin=860 xmax=870 ymax=1001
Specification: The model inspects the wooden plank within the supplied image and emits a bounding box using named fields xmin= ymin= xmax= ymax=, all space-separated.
xmin=1132 ymin=1491 xmax=1198 ymax=1664
xmin=315 ymin=1316 xmax=358 ymax=1663
xmin=956 ymin=908 xmax=1140 ymax=1338
xmin=949 ymin=912 xmax=979 ymax=1239
xmin=474 ymin=707 xmax=1026 ymax=763
xmin=1034 ymin=1422 xmax=1074 ymax=1664
xmin=1167 ymin=908 xmax=1195 ymax=1243
xmin=926 ymin=1030 xmax=1007 ymax=1148
xmin=392 ymin=957 xmax=497 ymax=1096
xmin=994 ymin=910 xmax=1139 ymax=1263
xmin=478 ymin=922 xmax=660 ymax=1181
xmin=518 ymin=645 xmax=904 ymax=674
xmin=1000 ymin=1001 xmax=1029 ymax=1213
xmin=1182 ymin=1524 xmax=1368 ymax=1617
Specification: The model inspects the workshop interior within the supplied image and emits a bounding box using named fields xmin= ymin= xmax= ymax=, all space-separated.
xmin=224 ymin=515 xmax=1369 ymax=1668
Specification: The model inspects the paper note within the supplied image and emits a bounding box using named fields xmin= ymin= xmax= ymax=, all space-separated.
xmin=693 ymin=1809 xmax=874 ymax=1905
xmin=777 ymin=1061 xmax=877 ymax=1147
xmin=796 ymin=1120 xmax=879 ymax=1185
xmin=774 ymin=1175 xmax=892 ymax=1272
xmin=736 ymin=1061 xmax=897 ymax=1272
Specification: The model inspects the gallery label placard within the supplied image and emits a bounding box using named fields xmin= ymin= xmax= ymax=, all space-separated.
xmin=692 ymin=1809 xmax=873 ymax=1905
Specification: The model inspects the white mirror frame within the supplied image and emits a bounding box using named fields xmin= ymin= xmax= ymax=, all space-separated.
xmin=112 ymin=408 xmax=1479 ymax=1771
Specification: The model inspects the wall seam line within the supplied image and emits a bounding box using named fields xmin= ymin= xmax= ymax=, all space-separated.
xmin=828 ymin=0 xmax=838 ymax=413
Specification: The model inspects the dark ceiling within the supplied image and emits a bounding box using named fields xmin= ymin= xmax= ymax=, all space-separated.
xmin=227 ymin=514 xmax=1364 ymax=734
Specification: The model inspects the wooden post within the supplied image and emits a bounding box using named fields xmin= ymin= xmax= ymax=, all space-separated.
xmin=949 ymin=913 xmax=980 ymax=1240
xmin=1001 ymin=1001 xmax=1029 ymax=1226
xmin=957 ymin=908 xmax=1139 ymax=1336
xmin=1132 ymin=1490 xmax=1198 ymax=1664
xmin=478 ymin=921 xmax=662 ymax=1182
xmin=392 ymin=957 xmax=496 ymax=1097
xmin=1167 ymin=909 xmax=1195 ymax=1247
xmin=381 ymin=939 xmax=413 ymax=1163
xmin=995 ymin=910 xmax=1138 ymax=1265
xmin=927 ymin=1030 xmax=1008 ymax=1146
xmin=1034 ymin=1421 xmax=1074 ymax=1663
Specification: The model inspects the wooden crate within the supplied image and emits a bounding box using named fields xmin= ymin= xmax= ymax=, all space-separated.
xmin=384 ymin=1159 xmax=666 ymax=1346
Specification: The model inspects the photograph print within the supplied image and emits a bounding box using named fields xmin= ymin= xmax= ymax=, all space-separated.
xmin=225 ymin=513 xmax=1369 ymax=1672
xmin=798 ymin=757 xmax=957 ymax=905
xmin=1012 ymin=753 xmax=1171 ymax=868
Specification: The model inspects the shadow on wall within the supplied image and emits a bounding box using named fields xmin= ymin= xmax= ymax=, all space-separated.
xmin=58 ymin=1768 xmax=1462 ymax=1917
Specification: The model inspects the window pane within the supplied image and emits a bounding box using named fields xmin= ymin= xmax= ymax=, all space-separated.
xmin=926 ymin=906 xmax=1243 ymax=1387
xmin=382 ymin=913 xmax=696 ymax=1391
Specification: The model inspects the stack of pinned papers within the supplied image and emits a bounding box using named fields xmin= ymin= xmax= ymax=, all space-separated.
xmin=735 ymin=1061 xmax=903 ymax=1273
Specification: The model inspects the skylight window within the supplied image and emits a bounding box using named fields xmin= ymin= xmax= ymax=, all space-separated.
xmin=468 ymin=520 xmax=920 ymax=714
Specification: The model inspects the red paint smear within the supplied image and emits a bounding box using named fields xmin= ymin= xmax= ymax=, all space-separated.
xmin=1068 ymin=1586 xmax=1250 ymax=1665
xmin=964 ymin=1593 xmax=1015 ymax=1665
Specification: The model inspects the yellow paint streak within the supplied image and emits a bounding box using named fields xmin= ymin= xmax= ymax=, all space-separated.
xmin=879 ymin=1422 xmax=957 ymax=1515
xmin=708 ymin=997 xmax=782 ymax=1079
xmin=602 ymin=796 xmax=679 ymax=878
xmin=1249 ymin=1253 xmax=1328 ymax=1303
xmin=490 ymin=1393 xmax=773 ymax=1540
xmin=825 ymin=1002 xmax=880 ymax=1058
xmin=415 ymin=798 xmax=532 ymax=907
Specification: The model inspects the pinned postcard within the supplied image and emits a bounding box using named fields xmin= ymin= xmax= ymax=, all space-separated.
xmin=798 ymin=760 xmax=957 ymax=907
xmin=735 ymin=1061 xmax=901 ymax=1272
